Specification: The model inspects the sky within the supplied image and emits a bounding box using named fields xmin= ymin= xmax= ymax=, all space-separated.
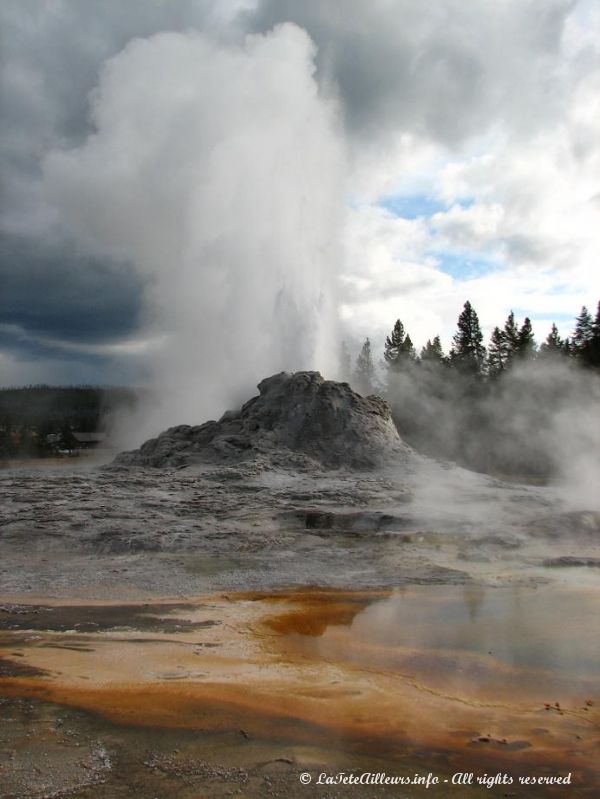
xmin=1 ymin=0 xmax=599 ymax=396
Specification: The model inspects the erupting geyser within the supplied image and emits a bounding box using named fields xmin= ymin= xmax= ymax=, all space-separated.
xmin=43 ymin=24 xmax=345 ymax=437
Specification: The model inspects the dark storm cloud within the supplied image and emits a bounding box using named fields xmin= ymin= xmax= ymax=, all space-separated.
xmin=245 ymin=0 xmax=576 ymax=145
xmin=1 ymin=1 xmax=228 ymax=381
xmin=1 ymin=0 xmax=229 ymax=145
xmin=0 ymin=233 xmax=143 ymax=346
xmin=0 ymin=231 xmax=147 ymax=385
xmin=0 ymin=0 xmax=229 ymax=223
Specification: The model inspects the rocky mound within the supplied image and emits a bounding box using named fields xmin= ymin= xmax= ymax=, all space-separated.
xmin=115 ymin=371 xmax=407 ymax=470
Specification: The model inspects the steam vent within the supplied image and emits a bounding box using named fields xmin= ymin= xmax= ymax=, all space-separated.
xmin=116 ymin=371 xmax=407 ymax=470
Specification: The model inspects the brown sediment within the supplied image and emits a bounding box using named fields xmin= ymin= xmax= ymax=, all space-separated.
xmin=1 ymin=673 xmax=597 ymax=777
xmin=1 ymin=586 xmax=599 ymax=793
xmin=0 ymin=654 xmax=49 ymax=678
xmin=256 ymin=589 xmax=386 ymax=635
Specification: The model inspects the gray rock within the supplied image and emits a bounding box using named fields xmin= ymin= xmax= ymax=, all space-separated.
xmin=542 ymin=556 xmax=600 ymax=568
xmin=114 ymin=371 xmax=408 ymax=470
xmin=525 ymin=510 xmax=600 ymax=538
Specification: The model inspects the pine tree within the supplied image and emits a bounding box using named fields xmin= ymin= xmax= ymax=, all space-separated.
xmin=450 ymin=301 xmax=486 ymax=375
xmin=487 ymin=327 xmax=504 ymax=376
xmin=539 ymin=323 xmax=565 ymax=359
xmin=384 ymin=319 xmax=404 ymax=366
xmin=384 ymin=319 xmax=415 ymax=372
xmin=588 ymin=301 xmax=600 ymax=368
xmin=487 ymin=311 xmax=522 ymax=375
xmin=502 ymin=311 xmax=519 ymax=366
xmin=402 ymin=334 xmax=417 ymax=362
xmin=573 ymin=306 xmax=593 ymax=364
xmin=420 ymin=336 xmax=445 ymax=363
xmin=515 ymin=317 xmax=536 ymax=359
xmin=503 ymin=311 xmax=519 ymax=347
xmin=563 ymin=336 xmax=573 ymax=357
xmin=354 ymin=338 xmax=375 ymax=395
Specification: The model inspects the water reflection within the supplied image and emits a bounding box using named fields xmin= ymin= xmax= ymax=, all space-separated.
xmin=275 ymin=585 xmax=600 ymax=703
xmin=463 ymin=585 xmax=485 ymax=621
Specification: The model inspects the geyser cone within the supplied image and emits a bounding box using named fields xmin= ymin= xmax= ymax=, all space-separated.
xmin=114 ymin=371 xmax=408 ymax=470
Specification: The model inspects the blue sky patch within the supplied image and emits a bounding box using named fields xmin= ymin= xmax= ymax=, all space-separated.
xmin=378 ymin=193 xmax=474 ymax=220
xmin=431 ymin=249 xmax=501 ymax=280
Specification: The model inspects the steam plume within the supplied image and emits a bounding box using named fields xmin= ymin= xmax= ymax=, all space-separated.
xmin=43 ymin=24 xmax=345 ymax=441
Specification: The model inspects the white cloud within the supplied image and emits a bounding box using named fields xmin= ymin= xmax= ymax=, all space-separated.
xmin=340 ymin=205 xmax=452 ymax=351
xmin=338 ymin=0 xmax=600 ymax=355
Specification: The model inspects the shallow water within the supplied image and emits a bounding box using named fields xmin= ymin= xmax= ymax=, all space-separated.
xmin=287 ymin=585 xmax=600 ymax=679
xmin=1 ymin=584 xmax=598 ymax=797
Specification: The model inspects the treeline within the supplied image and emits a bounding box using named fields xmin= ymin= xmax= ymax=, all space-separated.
xmin=0 ymin=386 xmax=140 ymax=459
xmin=345 ymin=301 xmax=600 ymax=477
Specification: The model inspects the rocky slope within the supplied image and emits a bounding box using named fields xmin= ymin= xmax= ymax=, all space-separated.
xmin=115 ymin=371 xmax=407 ymax=470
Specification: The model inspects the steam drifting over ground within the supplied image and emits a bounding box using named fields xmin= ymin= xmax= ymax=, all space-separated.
xmin=385 ymin=357 xmax=600 ymax=511
xmin=43 ymin=24 xmax=345 ymax=442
